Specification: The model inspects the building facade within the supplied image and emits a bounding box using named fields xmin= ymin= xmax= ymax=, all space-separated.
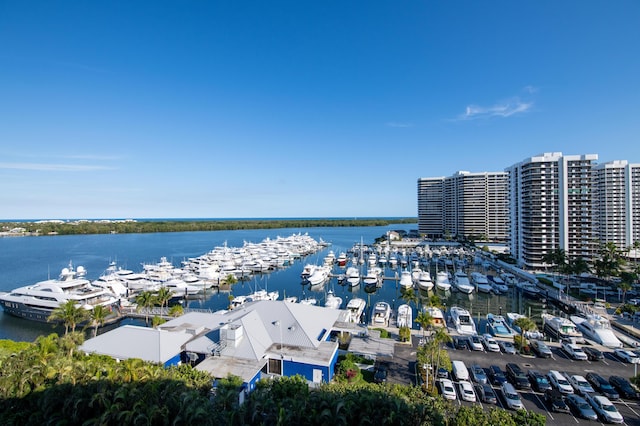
xmin=506 ymin=152 xmax=598 ymax=269
xmin=417 ymin=171 xmax=509 ymax=242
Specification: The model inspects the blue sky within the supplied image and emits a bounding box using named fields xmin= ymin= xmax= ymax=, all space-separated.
xmin=1 ymin=1 xmax=639 ymax=220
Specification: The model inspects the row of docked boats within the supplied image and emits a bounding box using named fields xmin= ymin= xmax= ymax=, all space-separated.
xmin=0 ymin=233 xmax=327 ymax=323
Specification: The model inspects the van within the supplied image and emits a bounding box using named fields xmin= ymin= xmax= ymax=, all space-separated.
xmin=452 ymin=360 xmax=469 ymax=382
xmin=506 ymin=362 xmax=531 ymax=390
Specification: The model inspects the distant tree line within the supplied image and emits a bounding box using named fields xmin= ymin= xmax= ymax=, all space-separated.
xmin=2 ymin=218 xmax=417 ymax=236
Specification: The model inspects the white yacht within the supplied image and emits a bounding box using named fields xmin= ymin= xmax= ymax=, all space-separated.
xmin=449 ymin=306 xmax=477 ymax=335
xmin=399 ymin=270 xmax=413 ymax=290
xmin=397 ymin=304 xmax=412 ymax=328
xmin=435 ymin=270 xmax=452 ymax=292
xmin=542 ymin=313 xmax=585 ymax=343
xmin=417 ymin=270 xmax=434 ymax=291
xmin=346 ymin=297 xmax=366 ymax=323
xmin=0 ymin=263 xmax=119 ymax=322
xmin=324 ymin=290 xmax=342 ymax=309
xmin=372 ymin=301 xmax=391 ymax=326
xmin=426 ymin=306 xmax=446 ymax=328
xmin=345 ymin=266 xmax=361 ymax=287
xmin=570 ymin=314 xmax=623 ymax=348
xmin=471 ymin=272 xmax=492 ymax=293
xmin=306 ymin=265 xmax=330 ymax=286
xmin=453 ymin=270 xmax=474 ymax=294
xmin=490 ymin=276 xmax=508 ymax=294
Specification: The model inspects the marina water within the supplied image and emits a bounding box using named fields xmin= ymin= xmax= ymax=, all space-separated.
xmin=0 ymin=224 xmax=541 ymax=342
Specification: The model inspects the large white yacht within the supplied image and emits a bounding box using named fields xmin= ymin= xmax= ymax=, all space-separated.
xmin=449 ymin=306 xmax=477 ymax=335
xmin=453 ymin=270 xmax=474 ymax=294
xmin=346 ymin=297 xmax=366 ymax=323
xmin=0 ymin=263 xmax=119 ymax=322
xmin=570 ymin=314 xmax=623 ymax=348
xmin=541 ymin=314 xmax=584 ymax=343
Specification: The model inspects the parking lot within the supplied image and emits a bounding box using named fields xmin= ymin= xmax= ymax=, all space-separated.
xmin=392 ymin=335 xmax=640 ymax=426
xmin=445 ymin=338 xmax=640 ymax=425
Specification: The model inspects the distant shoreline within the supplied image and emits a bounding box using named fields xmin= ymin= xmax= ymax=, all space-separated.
xmin=0 ymin=218 xmax=417 ymax=237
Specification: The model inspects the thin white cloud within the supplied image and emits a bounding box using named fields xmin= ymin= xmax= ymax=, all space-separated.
xmin=386 ymin=122 xmax=413 ymax=128
xmin=0 ymin=163 xmax=114 ymax=171
xmin=457 ymin=98 xmax=533 ymax=121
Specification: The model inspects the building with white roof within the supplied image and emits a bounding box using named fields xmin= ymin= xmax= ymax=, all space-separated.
xmin=80 ymin=300 xmax=344 ymax=391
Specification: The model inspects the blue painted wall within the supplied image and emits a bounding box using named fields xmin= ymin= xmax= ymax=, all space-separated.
xmin=163 ymin=353 xmax=182 ymax=367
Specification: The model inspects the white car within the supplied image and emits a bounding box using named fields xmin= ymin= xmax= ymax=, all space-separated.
xmin=613 ymin=348 xmax=640 ymax=364
xmin=468 ymin=334 xmax=484 ymax=351
xmin=566 ymin=374 xmax=595 ymax=396
xmin=586 ymin=394 xmax=624 ymax=424
xmin=458 ymin=380 xmax=476 ymax=402
xmin=548 ymin=370 xmax=574 ymax=395
xmin=501 ymin=382 xmax=524 ymax=410
xmin=439 ymin=378 xmax=457 ymax=400
xmin=561 ymin=341 xmax=588 ymax=361
xmin=482 ymin=334 xmax=501 ymax=352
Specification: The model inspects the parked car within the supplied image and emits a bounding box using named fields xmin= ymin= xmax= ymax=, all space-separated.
xmin=436 ymin=367 xmax=450 ymax=380
xmin=469 ymin=364 xmax=488 ymax=384
xmin=501 ymin=382 xmax=524 ymax=410
xmin=506 ymin=363 xmax=531 ymax=390
xmin=527 ymin=369 xmax=552 ymax=392
xmin=609 ymin=375 xmax=640 ymax=399
xmin=613 ymin=348 xmax=640 ymax=364
xmin=586 ymin=394 xmax=624 ymax=424
xmin=439 ymin=378 xmax=457 ymax=400
xmin=482 ymin=334 xmax=500 ymax=352
xmin=530 ymin=340 xmax=553 ymax=358
xmin=475 ymin=383 xmax=498 ymax=404
xmin=547 ymin=370 xmax=573 ymax=395
xmin=544 ymin=388 xmax=570 ymax=413
xmin=454 ymin=336 xmax=469 ymax=350
xmin=585 ymin=372 xmax=619 ymax=400
xmin=373 ymin=363 xmax=388 ymax=383
xmin=498 ymin=340 xmax=517 ymax=355
xmin=488 ymin=365 xmax=508 ymax=385
xmin=566 ymin=374 xmax=595 ymax=396
xmin=583 ymin=346 xmax=604 ymax=361
xmin=561 ymin=341 xmax=588 ymax=361
xmin=468 ymin=334 xmax=484 ymax=351
xmin=565 ymin=394 xmax=598 ymax=421
xmin=458 ymin=380 xmax=476 ymax=402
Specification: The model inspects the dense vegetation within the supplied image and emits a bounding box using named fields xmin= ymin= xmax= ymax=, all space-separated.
xmin=0 ymin=335 xmax=547 ymax=426
xmin=2 ymin=218 xmax=417 ymax=236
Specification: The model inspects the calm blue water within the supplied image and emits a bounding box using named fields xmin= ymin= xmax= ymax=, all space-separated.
xmin=0 ymin=225 xmax=538 ymax=342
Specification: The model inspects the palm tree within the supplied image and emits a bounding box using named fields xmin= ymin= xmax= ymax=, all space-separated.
xmin=168 ymin=304 xmax=184 ymax=317
xmin=513 ymin=316 xmax=537 ymax=354
xmin=89 ymin=305 xmax=109 ymax=337
xmin=542 ymin=248 xmax=567 ymax=274
xmin=415 ymin=310 xmax=433 ymax=338
xmin=399 ymin=288 xmax=418 ymax=310
xmin=135 ymin=291 xmax=156 ymax=325
xmin=155 ymin=286 xmax=172 ymax=309
xmin=48 ymin=300 xmax=89 ymax=334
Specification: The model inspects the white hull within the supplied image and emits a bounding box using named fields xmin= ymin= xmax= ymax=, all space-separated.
xmin=397 ymin=304 xmax=412 ymax=328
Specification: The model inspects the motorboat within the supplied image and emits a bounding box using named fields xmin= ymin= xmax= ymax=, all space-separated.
xmin=346 ymin=297 xmax=366 ymax=323
xmin=246 ymin=289 xmax=279 ymax=302
xmin=397 ymin=304 xmax=412 ymax=328
xmin=516 ymin=281 xmax=541 ymax=298
xmin=453 ymin=270 xmax=474 ymax=294
xmin=0 ymin=263 xmax=119 ymax=323
xmin=417 ymin=270 xmax=434 ymax=291
xmin=490 ymin=276 xmax=508 ymax=294
xmin=435 ymin=270 xmax=452 ymax=292
xmin=324 ymin=290 xmax=342 ymax=309
xmin=486 ymin=313 xmax=515 ymax=338
xmin=570 ymin=314 xmax=623 ymax=348
xmin=399 ymin=270 xmax=413 ymax=289
xmin=471 ymin=272 xmax=492 ymax=293
xmin=163 ymin=278 xmax=202 ymax=297
xmin=506 ymin=312 xmax=544 ymax=340
xmin=363 ymin=267 xmax=382 ymax=287
xmin=542 ymin=313 xmax=584 ymax=343
xmin=299 ymin=297 xmax=317 ymax=305
xmin=411 ymin=267 xmax=422 ymax=284
xmin=336 ymin=252 xmax=348 ymax=267
xmin=372 ymin=301 xmax=391 ymax=326
xmin=426 ymin=306 xmax=446 ymax=328
xmin=306 ymin=265 xmax=330 ymax=286
xmin=449 ymin=306 xmax=477 ymax=335
xmin=345 ymin=266 xmax=361 ymax=287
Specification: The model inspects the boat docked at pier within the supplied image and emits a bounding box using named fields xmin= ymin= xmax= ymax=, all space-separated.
xmin=449 ymin=306 xmax=477 ymax=335
xmin=397 ymin=304 xmax=412 ymax=328
xmin=346 ymin=297 xmax=366 ymax=323
xmin=541 ymin=313 xmax=584 ymax=343
xmin=453 ymin=270 xmax=474 ymax=294
xmin=486 ymin=313 xmax=515 ymax=338
xmin=0 ymin=263 xmax=119 ymax=323
xmin=372 ymin=301 xmax=391 ymax=326
xmin=399 ymin=270 xmax=413 ymax=290
xmin=425 ymin=306 xmax=446 ymax=328
xmin=324 ymin=290 xmax=342 ymax=309
xmin=417 ymin=270 xmax=434 ymax=291
xmin=471 ymin=272 xmax=492 ymax=293
xmin=435 ymin=270 xmax=452 ymax=292
xmin=570 ymin=313 xmax=623 ymax=348
xmin=345 ymin=266 xmax=361 ymax=287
